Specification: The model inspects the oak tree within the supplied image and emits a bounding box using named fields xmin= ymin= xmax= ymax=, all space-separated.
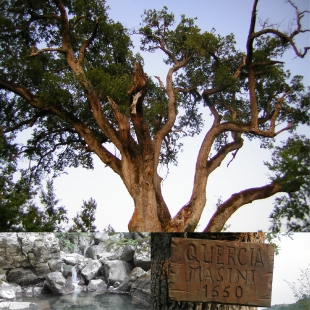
xmin=0 ymin=0 xmax=309 ymax=232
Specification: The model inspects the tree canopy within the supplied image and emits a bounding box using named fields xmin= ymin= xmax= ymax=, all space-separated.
xmin=0 ymin=0 xmax=309 ymax=232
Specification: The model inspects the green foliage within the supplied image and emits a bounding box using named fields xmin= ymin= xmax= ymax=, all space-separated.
xmin=70 ymin=197 xmax=97 ymax=232
xmin=56 ymin=232 xmax=79 ymax=253
xmin=0 ymin=0 xmax=135 ymax=182
xmin=20 ymin=179 xmax=68 ymax=232
xmin=285 ymin=265 xmax=310 ymax=310
xmin=266 ymin=136 xmax=310 ymax=232
xmin=0 ymin=167 xmax=32 ymax=231
xmin=265 ymin=232 xmax=293 ymax=255
xmin=117 ymin=237 xmax=139 ymax=247
xmin=103 ymin=224 xmax=116 ymax=235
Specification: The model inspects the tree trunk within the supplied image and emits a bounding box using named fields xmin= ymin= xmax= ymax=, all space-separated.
xmin=121 ymin=153 xmax=171 ymax=232
xmin=151 ymin=233 xmax=265 ymax=310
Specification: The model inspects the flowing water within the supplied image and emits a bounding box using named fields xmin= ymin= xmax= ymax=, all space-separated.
xmin=16 ymin=268 xmax=148 ymax=310
xmin=15 ymin=291 xmax=149 ymax=309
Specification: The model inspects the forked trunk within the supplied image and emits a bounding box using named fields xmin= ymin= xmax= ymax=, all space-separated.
xmin=151 ymin=232 xmax=266 ymax=310
xmin=122 ymin=153 xmax=170 ymax=232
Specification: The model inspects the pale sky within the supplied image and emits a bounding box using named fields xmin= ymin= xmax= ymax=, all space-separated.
xmin=43 ymin=0 xmax=310 ymax=232
xmin=266 ymin=233 xmax=310 ymax=306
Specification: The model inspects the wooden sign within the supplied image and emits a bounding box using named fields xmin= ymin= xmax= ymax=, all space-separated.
xmin=169 ymin=238 xmax=274 ymax=307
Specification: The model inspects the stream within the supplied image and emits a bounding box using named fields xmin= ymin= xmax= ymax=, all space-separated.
xmin=14 ymin=291 xmax=149 ymax=309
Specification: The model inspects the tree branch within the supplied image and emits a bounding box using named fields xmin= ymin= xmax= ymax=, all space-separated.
xmin=3 ymin=111 xmax=49 ymax=133
xmin=30 ymin=46 xmax=65 ymax=57
xmin=0 ymin=79 xmax=122 ymax=175
xmin=78 ymin=17 xmax=100 ymax=64
xmin=107 ymin=96 xmax=132 ymax=148
xmin=203 ymin=181 xmax=285 ymax=232
xmin=250 ymin=0 xmax=310 ymax=58
xmin=206 ymin=138 xmax=244 ymax=174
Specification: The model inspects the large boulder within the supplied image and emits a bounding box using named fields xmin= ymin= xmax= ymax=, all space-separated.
xmin=116 ymin=267 xmax=146 ymax=292
xmin=17 ymin=233 xmax=60 ymax=265
xmin=60 ymin=252 xmax=86 ymax=266
xmin=48 ymin=259 xmax=63 ymax=272
xmin=6 ymin=268 xmax=42 ymax=286
xmin=0 ymin=281 xmax=22 ymax=300
xmin=133 ymin=237 xmax=151 ymax=271
xmin=130 ymin=269 xmax=151 ymax=308
xmin=93 ymin=232 xmax=110 ymax=245
xmin=0 ymin=302 xmax=40 ymax=309
xmin=45 ymin=272 xmax=74 ymax=295
xmin=0 ymin=234 xmax=26 ymax=269
xmin=0 ymin=233 xmax=60 ymax=270
xmin=87 ymin=279 xmax=107 ymax=292
xmin=85 ymin=245 xmax=98 ymax=259
xmin=81 ymin=260 xmax=102 ymax=282
xmin=103 ymin=260 xmax=132 ymax=285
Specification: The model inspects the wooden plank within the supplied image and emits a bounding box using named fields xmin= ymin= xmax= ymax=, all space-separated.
xmin=169 ymin=238 xmax=274 ymax=307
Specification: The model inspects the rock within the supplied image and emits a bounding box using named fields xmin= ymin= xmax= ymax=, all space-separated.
xmin=93 ymin=232 xmax=110 ymax=245
xmin=0 ymin=233 xmax=60 ymax=270
xmin=130 ymin=269 xmax=151 ymax=308
xmin=97 ymin=252 xmax=113 ymax=264
xmin=75 ymin=259 xmax=91 ymax=274
xmin=103 ymin=260 xmax=132 ymax=285
xmin=45 ymin=272 xmax=75 ymax=295
xmin=62 ymin=264 xmax=74 ymax=279
xmin=33 ymin=263 xmax=50 ymax=279
xmin=77 ymin=234 xmax=93 ymax=249
xmin=0 ymin=302 xmax=40 ymax=309
xmin=0 ymin=281 xmax=22 ymax=300
xmin=0 ymin=234 xmax=26 ymax=269
xmin=81 ymin=260 xmax=102 ymax=282
xmin=61 ymin=253 xmax=85 ymax=266
xmin=116 ymin=267 xmax=146 ymax=292
xmin=23 ymin=287 xmax=42 ymax=298
xmin=133 ymin=237 xmax=151 ymax=271
xmin=87 ymin=279 xmax=107 ymax=292
xmin=17 ymin=233 xmax=60 ymax=265
xmin=113 ymin=281 xmax=120 ymax=288
xmin=0 ymin=269 xmax=6 ymax=282
xmin=85 ymin=245 xmax=97 ymax=259
xmin=109 ymin=243 xmax=136 ymax=262
xmin=0 ymin=289 xmax=15 ymax=300
xmin=48 ymin=259 xmax=63 ymax=272
xmin=6 ymin=268 xmax=42 ymax=286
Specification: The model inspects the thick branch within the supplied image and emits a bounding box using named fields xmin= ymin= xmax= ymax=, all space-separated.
xmin=30 ymin=46 xmax=65 ymax=57
xmin=107 ymin=96 xmax=132 ymax=147
xmin=168 ymin=135 xmax=244 ymax=232
xmin=78 ymin=17 xmax=99 ymax=64
xmin=206 ymin=138 xmax=244 ymax=174
xmin=52 ymin=0 xmax=71 ymax=51
xmin=0 ymin=79 xmax=122 ymax=174
xmin=203 ymin=182 xmax=284 ymax=232
xmin=246 ymin=0 xmax=259 ymax=65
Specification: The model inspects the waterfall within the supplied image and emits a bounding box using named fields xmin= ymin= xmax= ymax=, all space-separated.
xmin=71 ymin=266 xmax=78 ymax=284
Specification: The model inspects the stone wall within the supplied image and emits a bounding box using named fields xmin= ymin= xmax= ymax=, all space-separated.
xmin=0 ymin=232 xmax=151 ymax=309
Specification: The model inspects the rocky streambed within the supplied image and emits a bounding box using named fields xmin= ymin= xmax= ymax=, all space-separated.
xmin=0 ymin=232 xmax=151 ymax=309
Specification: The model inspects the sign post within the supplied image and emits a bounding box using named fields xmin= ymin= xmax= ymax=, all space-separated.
xmin=169 ymin=238 xmax=274 ymax=307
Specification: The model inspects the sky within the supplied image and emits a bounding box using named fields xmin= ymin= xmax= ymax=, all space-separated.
xmin=265 ymin=233 xmax=310 ymax=306
xmin=11 ymin=0 xmax=309 ymax=232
